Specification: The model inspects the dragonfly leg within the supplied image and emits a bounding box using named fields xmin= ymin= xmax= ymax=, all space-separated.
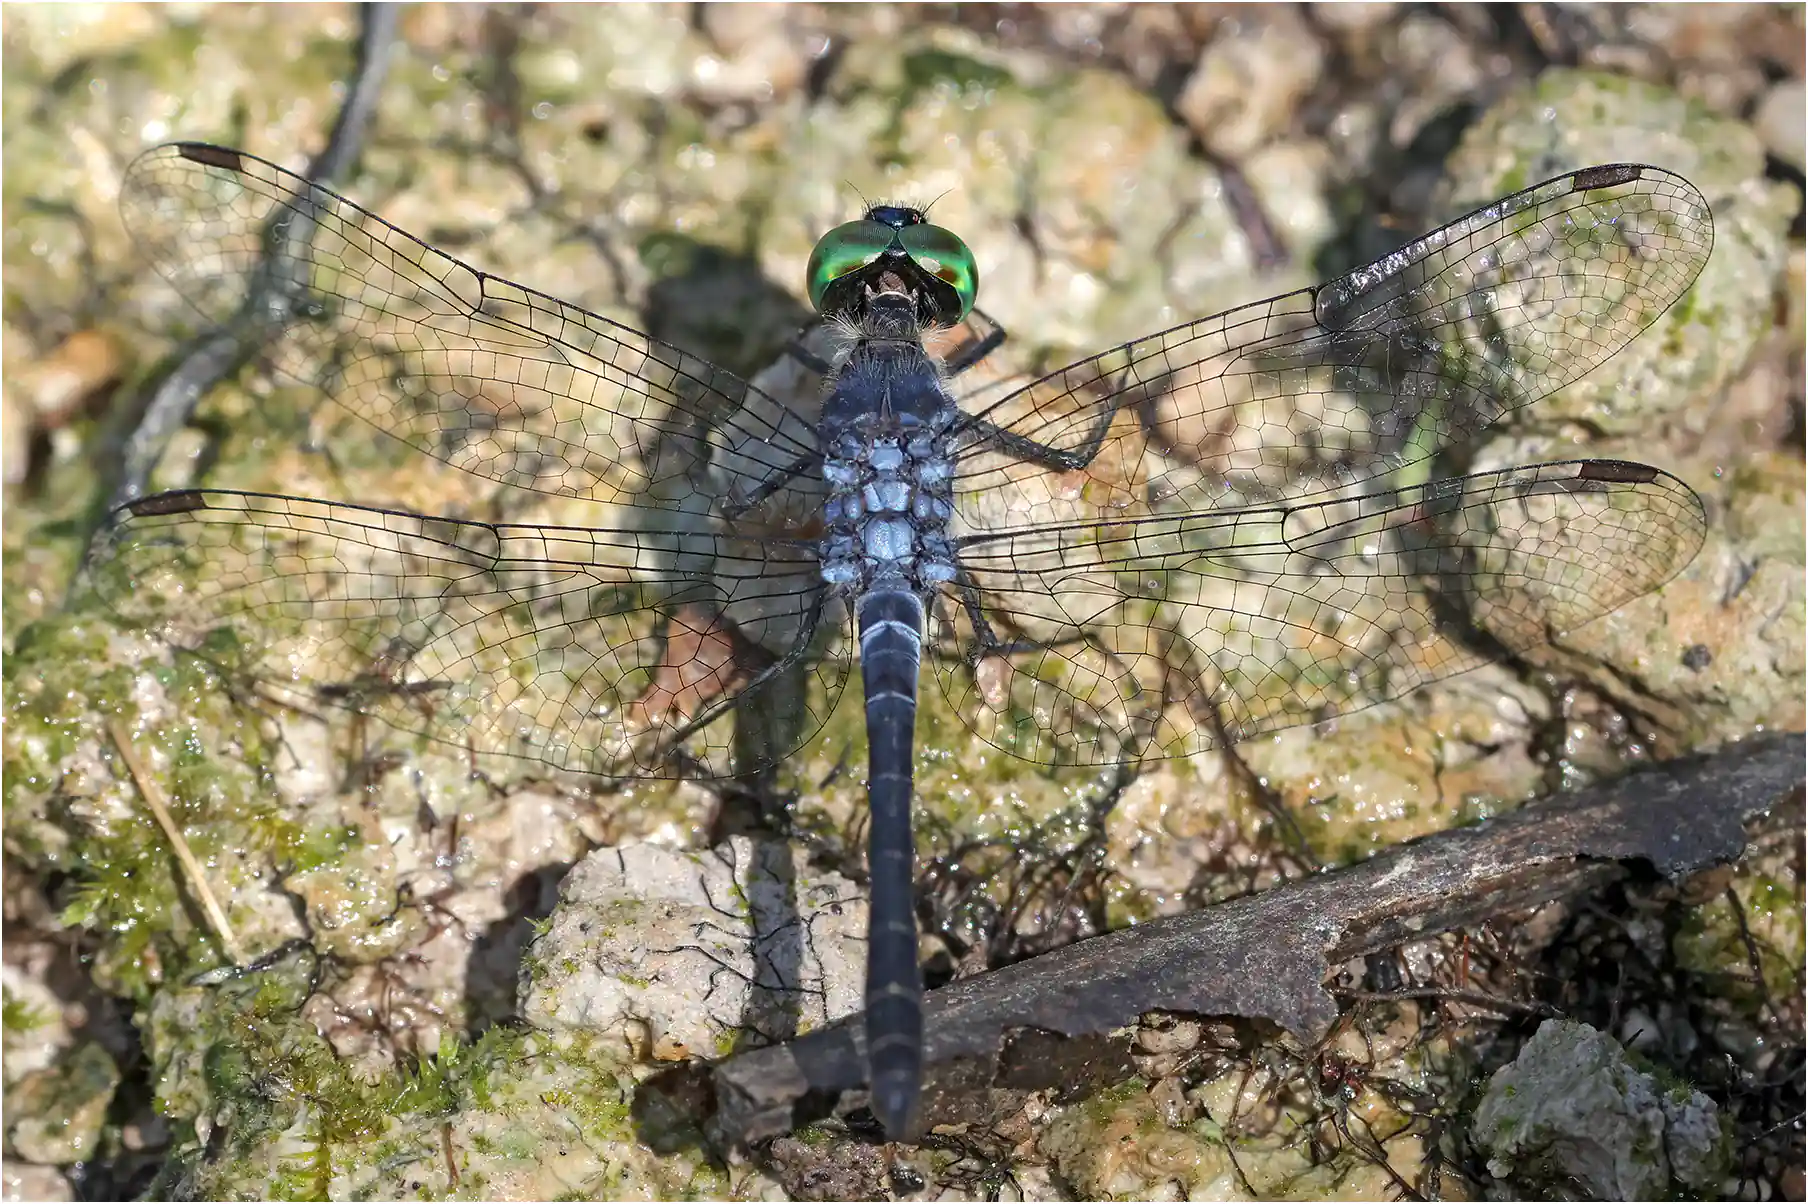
xmin=942 ymin=575 xmax=1163 ymax=760
xmin=720 ymin=450 xmax=823 ymax=521
xmin=947 ymin=574 xmax=1095 ymax=663
xmin=780 ymin=318 xmax=836 ymax=377
xmin=956 ymin=353 xmax=1162 ymax=471
xmin=949 ymin=574 xmax=1011 ymax=656
xmin=940 ymin=306 xmax=1008 ymax=379
xmin=660 ymin=587 xmax=833 ymax=750
xmin=962 ymin=406 xmax=1120 ymax=474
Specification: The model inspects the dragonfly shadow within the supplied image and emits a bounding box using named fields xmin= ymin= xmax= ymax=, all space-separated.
xmin=640 ymin=234 xmax=814 ymax=382
xmin=463 ymin=862 xmax=571 ymax=1034
xmin=624 ymin=834 xmax=825 ymax=1157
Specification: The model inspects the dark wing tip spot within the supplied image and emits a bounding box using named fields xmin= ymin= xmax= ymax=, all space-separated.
xmin=1577 ymin=460 xmax=1660 ymax=485
xmin=127 ymin=489 xmax=209 ymax=518
xmin=174 ymin=143 xmax=244 ymax=172
xmin=1572 ymin=164 xmax=1643 ymax=192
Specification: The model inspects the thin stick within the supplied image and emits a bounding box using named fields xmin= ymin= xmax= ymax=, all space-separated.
xmin=108 ymin=719 xmax=242 ymax=965
xmin=1330 ymin=986 xmax=1561 ymax=1016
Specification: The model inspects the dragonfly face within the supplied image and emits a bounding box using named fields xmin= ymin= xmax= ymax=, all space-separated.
xmin=806 ymin=203 xmax=978 ymax=327
xmin=92 ymin=143 xmax=1712 ymax=1143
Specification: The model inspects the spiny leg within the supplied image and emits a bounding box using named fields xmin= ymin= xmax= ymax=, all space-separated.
xmin=940 ymin=306 xmax=1009 ymax=379
xmin=779 ymin=316 xmax=836 ymax=377
xmin=960 ymin=388 xmax=1122 ymax=474
xmin=944 ymin=573 xmax=1164 ymax=760
xmin=720 ymin=450 xmax=822 ymax=522
xmin=660 ymin=587 xmax=835 ymax=752
xmin=957 ymin=357 xmax=1172 ymax=474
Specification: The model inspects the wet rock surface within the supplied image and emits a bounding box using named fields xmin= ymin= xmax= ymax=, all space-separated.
xmin=2 ymin=3 xmax=1801 ymax=1199
xmin=3 ymin=1042 xmax=119 ymax=1166
xmin=520 ymin=838 xmax=866 ymax=1062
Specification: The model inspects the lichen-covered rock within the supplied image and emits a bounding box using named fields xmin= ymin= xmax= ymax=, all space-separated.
xmin=1 ymin=970 xmax=71 ymax=1086
xmin=1040 ymin=1081 xmax=1246 ymax=1199
xmin=1039 ymin=1013 xmax=1450 ymax=1203
xmin=2 ymin=614 xmax=315 ymax=1001
xmin=0 ymin=1160 xmax=73 ymax=1202
xmin=520 ymin=837 xmax=866 ymax=1061
xmin=1237 ymin=667 xmax=1551 ymax=865
xmin=280 ymin=838 xmax=420 ymax=965
xmin=142 ymin=955 xmax=752 ymax=1199
xmin=1472 ymin=1018 xmax=1728 ymax=1198
xmin=1176 ymin=8 xmax=1326 ymax=159
xmin=3 ymin=1042 xmax=120 ymax=1166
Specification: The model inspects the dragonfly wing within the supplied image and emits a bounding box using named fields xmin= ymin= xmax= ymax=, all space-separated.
xmin=119 ymin=143 xmax=822 ymax=513
xmin=90 ymin=490 xmax=848 ymax=778
xmin=949 ymin=164 xmax=1713 ymax=527
xmin=934 ymin=460 xmax=1706 ymax=766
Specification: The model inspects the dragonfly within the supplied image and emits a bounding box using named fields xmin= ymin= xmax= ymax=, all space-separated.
xmin=90 ymin=144 xmax=1712 ymax=1140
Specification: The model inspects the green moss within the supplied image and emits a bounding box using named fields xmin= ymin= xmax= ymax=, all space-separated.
xmin=1105 ymin=881 xmax=1160 ymax=928
xmin=899 ymin=47 xmax=1014 ymax=96
xmin=1 ymin=586 xmax=394 ymax=1002
xmin=286 ymin=822 xmax=362 ymax=873
xmin=158 ymin=998 xmax=546 ymax=1197
xmin=1 ymin=986 xmax=52 ymax=1037
xmin=1674 ymin=870 xmax=1805 ymax=1007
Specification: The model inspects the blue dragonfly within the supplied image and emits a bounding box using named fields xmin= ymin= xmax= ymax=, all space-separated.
xmin=92 ymin=144 xmax=1711 ymax=1139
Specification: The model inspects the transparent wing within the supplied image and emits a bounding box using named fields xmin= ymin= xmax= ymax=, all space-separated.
xmin=89 ymin=490 xmax=849 ymax=778
xmin=933 ymin=460 xmax=1705 ymax=766
xmin=949 ymin=164 xmax=1713 ymax=529
xmin=119 ymin=143 xmax=821 ymax=512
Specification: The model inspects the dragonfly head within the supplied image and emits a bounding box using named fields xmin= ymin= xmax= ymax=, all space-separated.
xmin=807 ymin=204 xmax=977 ymax=328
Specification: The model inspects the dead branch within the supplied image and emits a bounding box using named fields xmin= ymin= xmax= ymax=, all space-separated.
xmin=711 ymin=731 xmax=1805 ymax=1142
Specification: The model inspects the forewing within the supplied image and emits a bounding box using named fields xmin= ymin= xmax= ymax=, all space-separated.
xmin=119 ymin=143 xmax=821 ymax=513
xmin=934 ymin=461 xmax=1705 ymax=765
xmin=950 ymin=164 xmax=1713 ymax=530
xmin=89 ymin=490 xmax=848 ymax=778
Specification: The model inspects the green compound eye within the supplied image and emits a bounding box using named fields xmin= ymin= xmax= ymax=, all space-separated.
xmin=898 ymin=223 xmax=978 ymax=320
xmin=805 ymin=215 xmax=980 ymax=322
xmin=806 ymin=220 xmax=893 ymax=312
